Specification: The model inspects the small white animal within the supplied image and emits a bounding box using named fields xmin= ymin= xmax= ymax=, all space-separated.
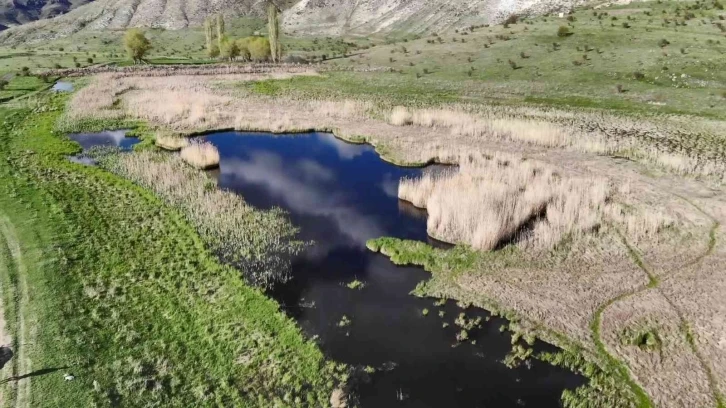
xmin=64 ymin=373 xmax=75 ymax=381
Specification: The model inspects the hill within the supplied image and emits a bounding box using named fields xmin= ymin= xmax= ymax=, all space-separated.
xmin=0 ymin=0 xmax=582 ymax=44
xmin=0 ymin=0 xmax=94 ymax=29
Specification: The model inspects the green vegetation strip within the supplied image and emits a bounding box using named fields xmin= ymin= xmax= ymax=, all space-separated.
xmin=0 ymin=94 xmax=342 ymax=406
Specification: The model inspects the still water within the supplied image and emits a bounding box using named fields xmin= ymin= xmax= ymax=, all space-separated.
xmin=201 ymin=131 xmax=584 ymax=408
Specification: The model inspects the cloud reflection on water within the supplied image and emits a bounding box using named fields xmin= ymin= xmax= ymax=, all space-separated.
xmin=220 ymin=150 xmax=385 ymax=248
xmin=68 ymin=130 xmax=137 ymax=150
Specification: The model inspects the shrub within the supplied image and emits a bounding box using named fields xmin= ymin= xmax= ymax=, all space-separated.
xmin=248 ymin=37 xmax=271 ymax=61
xmin=508 ymin=59 xmax=520 ymax=69
xmin=503 ymin=14 xmax=520 ymax=26
xmin=557 ymin=26 xmax=573 ymax=37
xmin=0 ymin=79 xmax=7 ymax=90
xmin=658 ymin=38 xmax=670 ymax=47
xmin=123 ymin=28 xmax=151 ymax=64
xmin=20 ymin=66 xmax=30 ymax=76
xmin=633 ymin=71 xmax=645 ymax=80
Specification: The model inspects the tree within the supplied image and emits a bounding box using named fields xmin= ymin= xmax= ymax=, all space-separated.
xmin=208 ymin=43 xmax=220 ymax=58
xmin=248 ymin=37 xmax=271 ymax=62
xmin=267 ymin=2 xmax=281 ymax=63
xmin=205 ymin=17 xmax=216 ymax=58
xmin=236 ymin=38 xmax=252 ymax=61
xmin=220 ymin=38 xmax=240 ymax=61
xmin=216 ymin=14 xmax=225 ymax=53
xmin=123 ymin=29 xmax=151 ymax=64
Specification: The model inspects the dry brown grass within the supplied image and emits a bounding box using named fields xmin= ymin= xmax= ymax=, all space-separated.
xmin=155 ymin=133 xmax=190 ymax=151
xmin=399 ymin=152 xmax=609 ymax=251
xmin=180 ymin=140 xmax=220 ymax=169
xmin=601 ymin=289 xmax=715 ymax=408
xmin=386 ymin=106 xmax=726 ymax=182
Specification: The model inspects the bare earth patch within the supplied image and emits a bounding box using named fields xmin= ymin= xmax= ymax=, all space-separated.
xmin=62 ymin=71 xmax=726 ymax=407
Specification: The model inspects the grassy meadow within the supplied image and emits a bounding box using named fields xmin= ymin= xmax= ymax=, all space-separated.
xmin=0 ymin=92 xmax=344 ymax=407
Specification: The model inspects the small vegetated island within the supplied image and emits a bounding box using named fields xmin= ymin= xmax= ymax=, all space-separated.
xmin=0 ymin=0 xmax=725 ymax=407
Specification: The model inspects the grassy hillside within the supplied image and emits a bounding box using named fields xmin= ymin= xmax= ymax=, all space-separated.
xmin=324 ymin=0 xmax=726 ymax=119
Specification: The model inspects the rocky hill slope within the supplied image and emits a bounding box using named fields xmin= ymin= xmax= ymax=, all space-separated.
xmin=1 ymin=0 xmax=94 ymax=29
xmin=0 ymin=0 xmax=581 ymax=44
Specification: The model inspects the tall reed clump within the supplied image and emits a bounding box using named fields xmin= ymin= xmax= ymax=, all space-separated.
xmin=399 ymin=152 xmax=610 ymax=251
xmin=99 ymin=150 xmax=303 ymax=287
xmin=155 ymin=133 xmax=190 ymax=151
xmin=180 ymin=140 xmax=220 ymax=169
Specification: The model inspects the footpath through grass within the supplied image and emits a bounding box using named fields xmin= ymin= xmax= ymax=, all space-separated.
xmin=0 ymin=94 xmax=342 ymax=406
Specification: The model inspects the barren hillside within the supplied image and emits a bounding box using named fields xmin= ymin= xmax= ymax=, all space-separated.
xmin=283 ymin=0 xmax=581 ymax=36
xmin=0 ymin=0 xmax=582 ymax=44
xmin=0 ymin=0 xmax=94 ymax=29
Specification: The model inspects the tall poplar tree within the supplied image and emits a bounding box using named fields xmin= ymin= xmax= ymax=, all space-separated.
xmin=217 ymin=14 xmax=225 ymax=53
xmin=267 ymin=2 xmax=281 ymax=63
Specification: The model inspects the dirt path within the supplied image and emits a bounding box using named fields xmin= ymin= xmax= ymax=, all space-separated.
xmin=593 ymin=199 xmax=724 ymax=407
xmin=0 ymin=215 xmax=32 ymax=408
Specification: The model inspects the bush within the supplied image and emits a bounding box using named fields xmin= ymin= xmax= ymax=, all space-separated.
xmin=123 ymin=28 xmax=151 ymax=64
xmin=508 ymin=59 xmax=520 ymax=69
xmin=658 ymin=38 xmax=670 ymax=47
xmin=248 ymin=37 xmax=271 ymax=61
xmin=0 ymin=79 xmax=8 ymax=90
xmin=20 ymin=66 xmax=30 ymax=76
xmin=557 ymin=26 xmax=573 ymax=37
xmin=633 ymin=71 xmax=645 ymax=80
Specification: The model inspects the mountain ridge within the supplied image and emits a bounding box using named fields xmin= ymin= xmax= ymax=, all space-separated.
xmin=0 ymin=0 xmax=582 ymax=44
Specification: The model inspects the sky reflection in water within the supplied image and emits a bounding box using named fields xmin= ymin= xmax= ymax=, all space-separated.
xmin=202 ymin=131 xmax=584 ymax=408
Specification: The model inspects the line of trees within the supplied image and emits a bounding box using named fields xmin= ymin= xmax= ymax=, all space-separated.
xmin=205 ymin=2 xmax=282 ymax=62
xmin=122 ymin=1 xmax=282 ymax=64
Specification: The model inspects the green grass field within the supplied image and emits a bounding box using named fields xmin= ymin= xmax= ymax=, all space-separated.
xmin=0 ymin=93 xmax=342 ymax=407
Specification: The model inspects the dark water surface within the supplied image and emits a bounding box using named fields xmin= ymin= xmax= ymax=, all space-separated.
xmin=201 ymin=131 xmax=584 ymax=408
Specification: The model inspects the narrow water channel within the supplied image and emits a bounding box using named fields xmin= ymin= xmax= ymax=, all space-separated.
xmin=70 ymin=130 xmax=584 ymax=407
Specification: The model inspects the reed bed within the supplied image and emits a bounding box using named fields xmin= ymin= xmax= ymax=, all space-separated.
xmin=180 ymin=140 xmax=220 ymax=169
xmin=155 ymin=133 xmax=190 ymax=151
xmin=99 ymin=150 xmax=303 ymax=288
xmin=388 ymin=106 xmax=726 ymax=181
xmin=399 ymin=152 xmax=609 ymax=251
xmin=62 ymin=74 xmax=726 ymax=182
